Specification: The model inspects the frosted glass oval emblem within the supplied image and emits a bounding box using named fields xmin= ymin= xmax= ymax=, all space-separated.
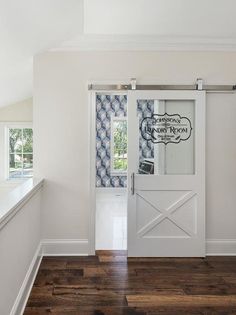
xmin=140 ymin=113 xmax=192 ymax=145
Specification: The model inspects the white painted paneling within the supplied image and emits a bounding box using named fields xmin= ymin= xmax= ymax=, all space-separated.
xmin=41 ymin=239 xmax=89 ymax=256
xmin=34 ymin=51 xmax=236 ymax=249
xmin=206 ymin=93 xmax=236 ymax=239
xmin=0 ymin=188 xmax=42 ymax=315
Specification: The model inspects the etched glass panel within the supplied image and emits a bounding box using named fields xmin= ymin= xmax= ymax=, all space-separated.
xmin=137 ymin=100 xmax=195 ymax=175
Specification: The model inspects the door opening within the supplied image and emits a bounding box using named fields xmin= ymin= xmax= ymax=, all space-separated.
xmin=93 ymin=93 xmax=128 ymax=250
xmin=90 ymin=89 xmax=205 ymax=257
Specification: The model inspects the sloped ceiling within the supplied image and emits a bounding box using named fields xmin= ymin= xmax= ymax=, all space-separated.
xmin=0 ymin=0 xmax=83 ymax=107
xmin=1 ymin=0 xmax=236 ymax=107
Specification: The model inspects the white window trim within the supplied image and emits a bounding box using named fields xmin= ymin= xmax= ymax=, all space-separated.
xmin=4 ymin=122 xmax=33 ymax=180
xmin=110 ymin=116 xmax=127 ymax=176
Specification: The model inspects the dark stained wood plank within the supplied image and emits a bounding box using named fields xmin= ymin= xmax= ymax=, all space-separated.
xmin=39 ymin=257 xmax=67 ymax=270
xmin=23 ymin=306 xmax=147 ymax=315
xmin=183 ymin=283 xmax=236 ymax=295
xmin=83 ymin=266 xmax=107 ymax=277
xmin=23 ymin=307 xmax=236 ymax=315
xmin=34 ymin=269 xmax=84 ymax=286
xmin=24 ymin=252 xmax=236 ymax=315
xmin=127 ymin=294 xmax=236 ymax=307
xmin=222 ymin=275 xmax=236 ymax=284
xmin=26 ymin=288 xmax=128 ymax=307
xmin=98 ymin=255 xmax=127 ymax=263
xmin=53 ymin=286 xmax=185 ymax=296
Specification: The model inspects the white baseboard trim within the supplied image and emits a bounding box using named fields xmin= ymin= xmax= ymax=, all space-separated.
xmin=41 ymin=238 xmax=236 ymax=256
xmin=41 ymin=239 xmax=89 ymax=256
xmin=10 ymin=242 xmax=43 ymax=315
xmin=206 ymin=239 xmax=236 ymax=256
xmin=96 ymin=187 xmax=127 ymax=193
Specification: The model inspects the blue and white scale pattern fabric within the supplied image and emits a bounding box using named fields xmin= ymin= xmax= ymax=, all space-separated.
xmin=137 ymin=100 xmax=154 ymax=162
xmin=96 ymin=95 xmax=154 ymax=188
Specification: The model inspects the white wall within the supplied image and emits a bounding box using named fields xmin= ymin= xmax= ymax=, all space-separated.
xmin=0 ymin=98 xmax=33 ymax=122
xmin=34 ymin=51 xmax=236 ymax=252
xmin=0 ymin=188 xmax=42 ymax=315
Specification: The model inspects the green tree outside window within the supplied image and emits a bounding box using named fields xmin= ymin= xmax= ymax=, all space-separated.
xmin=9 ymin=128 xmax=33 ymax=178
xmin=113 ymin=120 xmax=127 ymax=172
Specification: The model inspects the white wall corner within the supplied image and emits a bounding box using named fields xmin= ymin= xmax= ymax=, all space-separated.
xmin=206 ymin=239 xmax=236 ymax=256
xmin=41 ymin=239 xmax=89 ymax=256
xmin=10 ymin=242 xmax=43 ymax=315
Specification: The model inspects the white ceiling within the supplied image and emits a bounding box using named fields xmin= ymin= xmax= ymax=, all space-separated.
xmin=1 ymin=0 xmax=236 ymax=108
xmin=84 ymin=0 xmax=236 ymax=37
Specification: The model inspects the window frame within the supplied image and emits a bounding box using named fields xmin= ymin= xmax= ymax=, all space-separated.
xmin=110 ymin=116 xmax=127 ymax=176
xmin=5 ymin=122 xmax=33 ymax=180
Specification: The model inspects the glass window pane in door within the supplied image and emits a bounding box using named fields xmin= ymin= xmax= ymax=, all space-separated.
xmin=137 ymin=99 xmax=195 ymax=175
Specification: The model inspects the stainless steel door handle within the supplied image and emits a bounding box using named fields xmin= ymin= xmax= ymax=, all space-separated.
xmin=131 ymin=172 xmax=135 ymax=195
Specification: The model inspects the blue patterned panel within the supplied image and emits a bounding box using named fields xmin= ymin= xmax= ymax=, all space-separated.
xmin=96 ymin=96 xmax=154 ymax=188
xmin=96 ymin=94 xmax=127 ymax=188
xmin=137 ymin=100 xmax=154 ymax=161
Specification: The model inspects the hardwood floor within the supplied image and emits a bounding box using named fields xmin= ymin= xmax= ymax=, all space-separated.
xmin=24 ymin=251 xmax=236 ymax=315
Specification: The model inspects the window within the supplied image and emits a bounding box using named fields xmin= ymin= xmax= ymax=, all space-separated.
xmin=7 ymin=126 xmax=33 ymax=179
xmin=111 ymin=117 xmax=127 ymax=175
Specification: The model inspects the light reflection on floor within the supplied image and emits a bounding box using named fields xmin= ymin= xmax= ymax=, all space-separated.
xmin=96 ymin=190 xmax=127 ymax=250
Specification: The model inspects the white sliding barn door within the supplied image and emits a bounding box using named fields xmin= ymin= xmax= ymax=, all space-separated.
xmin=127 ymin=90 xmax=206 ymax=257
